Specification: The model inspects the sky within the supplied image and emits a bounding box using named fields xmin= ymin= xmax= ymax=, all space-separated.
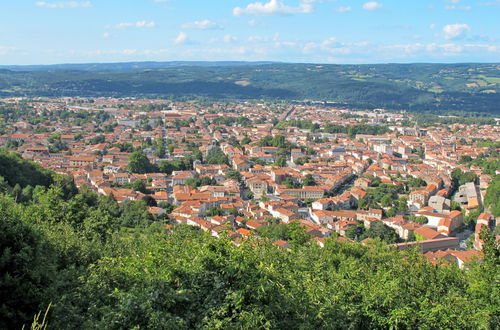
xmin=0 ymin=0 xmax=499 ymax=65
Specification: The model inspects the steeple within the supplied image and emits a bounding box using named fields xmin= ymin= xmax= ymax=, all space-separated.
xmin=414 ymin=120 xmax=420 ymax=137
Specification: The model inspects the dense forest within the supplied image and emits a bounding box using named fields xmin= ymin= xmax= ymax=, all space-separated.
xmin=1 ymin=149 xmax=499 ymax=329
xmin=1 ymin=62 xmax=499 ymax=115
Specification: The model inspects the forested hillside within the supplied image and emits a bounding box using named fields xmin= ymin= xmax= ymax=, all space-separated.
xmin=1 ymin=62 xmax=499 ymax=115
xmin=0 ymin=150 xmax=499 ymax=329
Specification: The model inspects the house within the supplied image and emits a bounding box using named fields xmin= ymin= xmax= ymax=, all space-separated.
xmin=246 ymin=219 xmax=267 ymax=230
xmin=271 ymin=208 xmax=297 ymax=223
xmin=236 ymin=228 xmax=253 ymax=238
xmin=148 ymin=206 xmax=166 ymax=216
xmin=172 ymin=171 xmax=195 ymax=185
xmin=424 ymin=249 xmax=482 ymax=269
xmin=354 ymin=177 xmax=371 ymax=189
xmin=383 ymin=216 xmax=420 ymax=240
xmin=474 ymin=213 xmax=492 ymax=250
xmin=251 ymin=152 xmax=275 ymax=163
xmin=454 ymin=182 xmax=479 ymax=210
xmin=274 ymin=240 xmax=291 ymax=249
xmin=311 ymin=198 xmax=333 ymax=211
xmin=247 ymin=178 xmax=268 ymax=198
xmin=414 ymin=226 xmax=443 ymax=241
xmin=428 ymin=195 xmax=451 ymax=213
xmin=477 ymin=212 xmax=492 ymax=227
xmin=232 ymin=155 xmax=251 ymax=172
xmin=350 ymin=188 xmax=367 ymax=202
xmin=277 ymin=186 xmax=325 ymax=199
xmin=69 ymin=155 xmax=97 ymax=167
xmin=331 ymin=210 xmax=357 ymax=221
xmin=415 ymin=209 xmax=463 ymax=229
xmin=310 ymin=209 xmax=336 ymax=224
xmin=408 ymin=184 xmax=437 ymax=211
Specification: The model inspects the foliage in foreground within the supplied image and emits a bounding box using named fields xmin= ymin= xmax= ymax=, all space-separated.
xmin=48 ymin=226 xmax=497 ymax=329
xmin=0 ymin=151 xmax=498 ymax=329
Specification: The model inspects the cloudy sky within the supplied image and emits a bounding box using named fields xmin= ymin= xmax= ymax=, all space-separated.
xmin=1 ymin=0 xmax=499 ymax=65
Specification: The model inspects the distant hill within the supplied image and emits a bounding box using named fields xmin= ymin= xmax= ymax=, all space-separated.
xmin=0 ymin=62 xmax=499 ymax=115
xmin=0 ymin=61 xmax=278 ymax=71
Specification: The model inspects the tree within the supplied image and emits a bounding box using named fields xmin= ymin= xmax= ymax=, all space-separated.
xmin=484 ymin=175 xmax=500 ymax=217
xmin=287 ymin=221 xmax=311 ymax=249
xmin=124 ymin=179 xmax=151 ymax=194
xmin=302 ymin=174 xmax=316 ymax=187
xmin=459 ymin=155 xmax=473 ymax=163
xmin=274 ymin=156 xmax=287 ymax=168
xmin=283 ymin=177 xmax=301 ymax=189
xmin=408 ymin=177 xmax=427 ymax=187
xmin=241 ymin=136 xmax=251 ymax=145
xmin=205 ymin=147 xmax=229 ymax=165
xmin=154 ymin=138 xmax=166 ymax=158
xmin=225 ymin=169 xmax=242 ymax=182
xmin=385 ymin=208 xmax=397 ymax=217
xmin=127 ymin=150 xmax=155 ymax=174
xmin=89 ymin=135 xmax=105 ymax=145
xmin=451 ymin=168 xmax=478 ymax=187
xmin=360 ymin=222 xmax=399 ymax=244
xmin=205 ymin=207 xmax=223 ymax=217
xmin=346 ymin=223 xmax=365 ymax=240
xmin=0 ymin=195 xmax=57 ymax=329
xmin=380 ymin=194 xmax=393 ymax=207
xmin=406 ymin=215 xmax=428 ymax=224
xmin=120 ymin=200 xmax=153 ymax=227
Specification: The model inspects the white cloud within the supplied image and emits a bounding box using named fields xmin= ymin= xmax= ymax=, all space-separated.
xmin=479 ymin=0 xmax=500 ymax=7
xmin=445 ymin=5 xmax=471 ymax=10
xmin=0 ymin=46 xmax=16 ymax=55
xmin=135 ymin=21 xmax=156 ymax=28
xmin=429 ymin=23 xmax=437 ymax=30
xmin=113 ymin=21 xmax=156 ymax=29
xmin=442 ymin=23 xmax=470 ymax=40
xmin=181 ymin=20 xmax=221 ymax=30
xmin=233 ymin=0 xmax=315 ymax=16
xmin=174 ymin=32 xmax=188 ymax=44
xmin=223 ymin=35 xmax=238 ymax=43
xmin=362 ymin=2 xmax=383 ymax=11
xmin=248 ymin=35 xmax=268 ymax=42
xmin=102 ymin=32 xmax=110 ymax=39
xmin=335 ymin=6 xmax=352 ymax=13
xmin=122 ymin=49 xmax=137 ymax=55
xmin=35 ymin=1 xmax=91 ymax=8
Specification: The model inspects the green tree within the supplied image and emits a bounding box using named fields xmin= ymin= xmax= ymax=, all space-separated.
xmin=360 ymin=222 xmax=399 ymax=244
xmin=127 ymin=150 xmax=155 ymax=174
xmin=0 ymin=195 xmax=57 ymax=329
xmin=274 ymin=156 xmax=287 ymax=168
xmin=302 ymin=174 xmax=316 ymax=186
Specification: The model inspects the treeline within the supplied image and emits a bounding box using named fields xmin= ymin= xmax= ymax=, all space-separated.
xmin=0 ymin=149 xmax=55 ymax=188
xmin=485 ymin=175 xmax=500 ymax=217
xmin=323 ymin=123 xmax=390 ymax=136
xmin=414 ymin=113 xmax=497 ymax=127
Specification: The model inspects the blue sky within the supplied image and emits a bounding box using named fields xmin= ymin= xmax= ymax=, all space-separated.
xmin=1 ymin=0 xmax=499 ymax=65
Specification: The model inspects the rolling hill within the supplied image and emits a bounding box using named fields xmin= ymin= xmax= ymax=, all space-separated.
xmin=0 ymin=62 xmax=499 ymax=115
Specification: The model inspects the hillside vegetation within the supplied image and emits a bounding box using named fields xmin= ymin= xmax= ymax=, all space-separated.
xmin=0 ymin=152 xmax=499 ymax=329
xmin=1 ymin=62 xmax=499 ymax=114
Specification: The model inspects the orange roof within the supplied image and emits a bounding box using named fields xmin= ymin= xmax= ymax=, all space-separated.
xmin=415 ymin=226 xmax=442 ymax=240
xmin=236 ymin=228 xmax=253 ymax=237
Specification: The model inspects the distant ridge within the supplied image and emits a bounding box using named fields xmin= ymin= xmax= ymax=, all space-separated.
xmin=0 ymin=61 xmax=278 ymax=72
xmin=0 ymin=62 xmax=498 ymax=115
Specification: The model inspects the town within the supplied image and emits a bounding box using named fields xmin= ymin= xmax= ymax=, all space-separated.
xmin=1 ymin=96 xmax=498 ymax=268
